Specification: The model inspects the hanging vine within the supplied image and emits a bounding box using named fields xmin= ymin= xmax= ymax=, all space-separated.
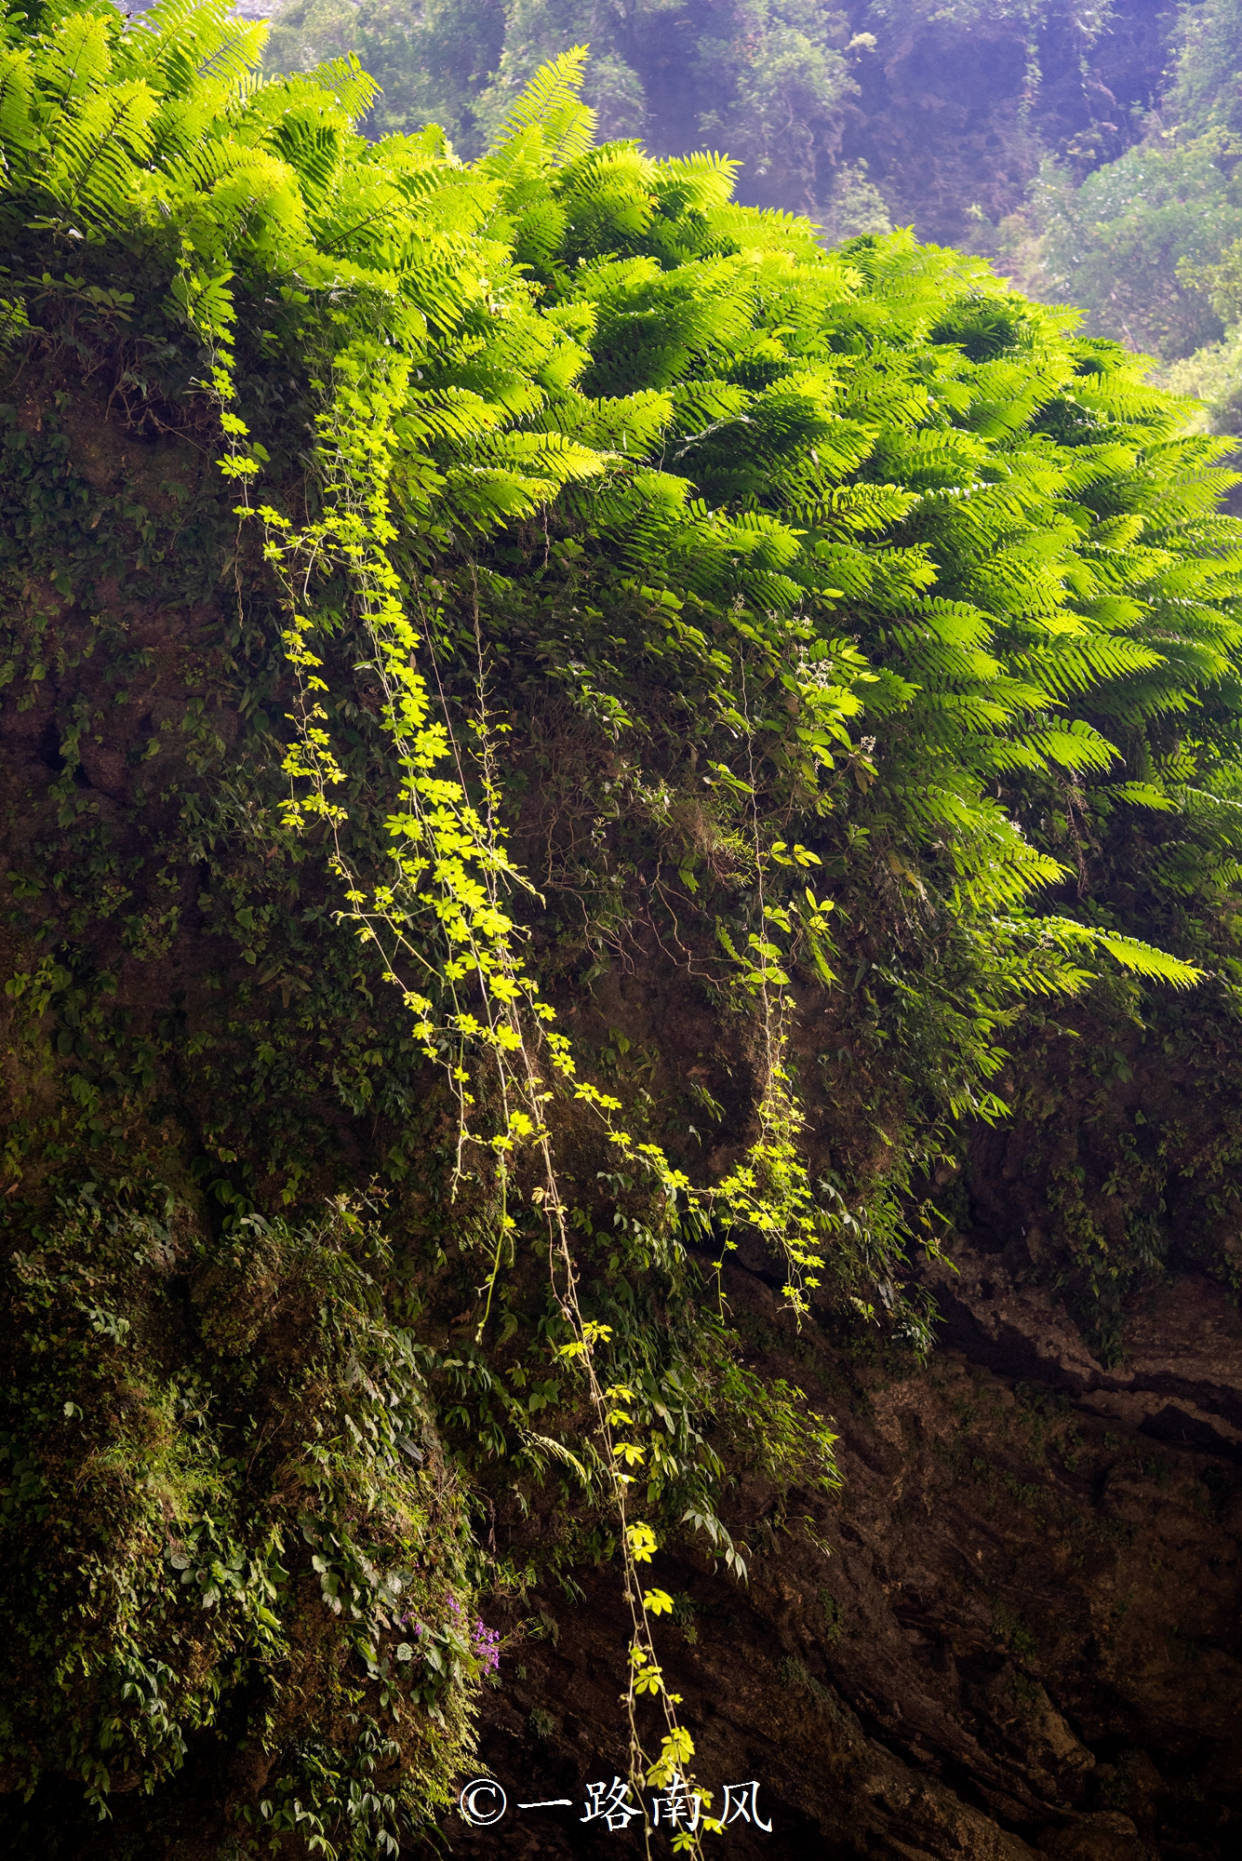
xmin=5 ymin=2 xmax=1242 ymax=1853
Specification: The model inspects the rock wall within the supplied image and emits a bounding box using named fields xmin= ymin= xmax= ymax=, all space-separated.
xmin=446 ymin=1246 xmax=1242 ymax=1858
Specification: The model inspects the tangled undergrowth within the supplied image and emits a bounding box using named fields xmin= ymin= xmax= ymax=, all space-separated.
xmin=5 ymin=2 xmax=1242 ymax=1854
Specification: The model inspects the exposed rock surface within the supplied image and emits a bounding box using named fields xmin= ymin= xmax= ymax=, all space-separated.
xmin=442 ymin=1245 xmax=1242 ymax=1858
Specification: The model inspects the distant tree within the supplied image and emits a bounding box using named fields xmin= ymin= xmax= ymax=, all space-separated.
xmin=264 ymin=0 xmax=506 ymax=148
xmin=1014 ymin=134 xmax=1242 ymax=358
xmin=1167 ymin=0 xmax=1242 ymax=136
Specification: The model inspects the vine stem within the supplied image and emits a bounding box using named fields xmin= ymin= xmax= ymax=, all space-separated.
xmin=208 ymin=335 xmax=713 ymax=1852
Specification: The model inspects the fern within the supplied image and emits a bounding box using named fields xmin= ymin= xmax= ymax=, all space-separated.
xmin=486 ymin=43 xmax=595 ymax=175
xmin=35 ymin=10 xmax=114 ymax=108
xmin=46 ymin=78 xmax=157 ymax=222
xmin=0 ymin=45 xmax=34 ymax=161
xmin=6 ymin=18 xmax=1242 ymax=1835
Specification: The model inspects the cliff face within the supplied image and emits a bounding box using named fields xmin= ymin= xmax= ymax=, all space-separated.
xmin=4 ymin=379 xmax=1241 ymax=1861
xmin=4 ymin=367 xmax=1241 ymax=1861
xmin=5 ymin=32 xmax=1242 ymax=1847
xmin=4 ymin=428 xmax=1241 ymax=1861
xmin=450 ymin=1247 xmax=1242 ymax=1859
xmin=835 ymin=0 xmax=1176 ymax=246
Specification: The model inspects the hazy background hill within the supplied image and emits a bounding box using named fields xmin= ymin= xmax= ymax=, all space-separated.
xmin=263 ymin=0 xmax=1242 ymax=429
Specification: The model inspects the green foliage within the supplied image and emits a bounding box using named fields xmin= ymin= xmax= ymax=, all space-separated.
xmin=1162 ymin=323 xmax=1242 ymax=437
xmin=1015 ymin=138 xmax=1242 ymax=359
xmin=262 ymin=0 xmax=1154 ymax=244
xmin=1005 ymin=0 xmax=1242 ymax=412
xmin=5 ymin=4 xmax=1242 ymax=1848
xmin=0 ymin=1191 xmax=477 ymax=1852
xmin=1166 ymin=0 xmax=1242 ymax=138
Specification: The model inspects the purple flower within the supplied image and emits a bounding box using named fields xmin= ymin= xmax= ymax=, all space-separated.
xmin=472 ymin=1618 xmax=500 ymax=1675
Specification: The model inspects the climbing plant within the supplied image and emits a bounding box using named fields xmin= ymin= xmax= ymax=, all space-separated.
xmin=4 ymin=2 xmax=1242 ymax=1854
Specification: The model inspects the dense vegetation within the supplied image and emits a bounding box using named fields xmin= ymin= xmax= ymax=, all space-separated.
xmin=3 ymin=0 xmax=1242 ymax=1855
xmin=262 ymin=0 xmax=1174 ymax=246
xmin=264 ymin=0 xmax=1242 ymax=431
xmin=1010 ymin=0 xmax=1242 ymax=420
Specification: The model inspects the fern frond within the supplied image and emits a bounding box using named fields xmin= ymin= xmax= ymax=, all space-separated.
xmin=46 ymin=78 xmax=156 ymax=224
xmin=1018 ymin=635 xmax=1166 ymax=701
xmin=35 ymin=10 xmax=113 ymax=107
xmin=0 ymin=45 xmax=35 ymax=160
xmin=1108 ymin=781 xmax=1177 ymax=810
xmin=1092 ymin=930 xmax=1203 ymax=988
xmin=520 ymin=1430 xmax=596 ymax=1487
xmin=306 ymin=53 xmax=378 ymax=127
xmin=487 ymin=47 xmax=596 ymax=176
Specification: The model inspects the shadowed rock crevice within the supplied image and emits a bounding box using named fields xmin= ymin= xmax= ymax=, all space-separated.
xmin=445 ymin=1247 xmax=1242 ymax=1859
